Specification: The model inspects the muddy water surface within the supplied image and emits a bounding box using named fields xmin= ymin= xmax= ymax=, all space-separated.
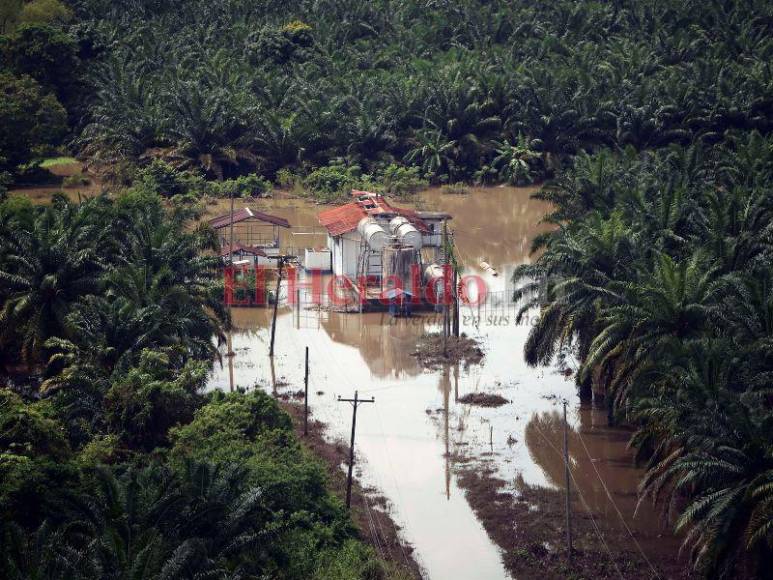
xmin=206 ymin=187 xmax=679 ymax=578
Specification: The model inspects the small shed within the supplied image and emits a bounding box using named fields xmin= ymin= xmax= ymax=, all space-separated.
xmin=208 ymin=207 xmax=291 ymax=264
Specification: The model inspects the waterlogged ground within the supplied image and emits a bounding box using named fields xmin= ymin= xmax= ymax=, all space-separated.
xmin=10 ymin=179 xmax=679 ymax=577
xmin=207 ymin=187 xmax=683 ymax=579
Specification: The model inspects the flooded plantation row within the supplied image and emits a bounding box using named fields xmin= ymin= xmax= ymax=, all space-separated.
xmin=205 ymin=187 xmax=684 ymax=579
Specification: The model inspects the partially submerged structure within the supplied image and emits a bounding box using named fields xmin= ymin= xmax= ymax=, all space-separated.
xmin=208 ymin=207 xmax=291 ymax=266
xmin=317 ymin=191 xmax=452 ymax=303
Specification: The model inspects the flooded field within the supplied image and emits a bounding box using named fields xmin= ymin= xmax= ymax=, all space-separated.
xmin=9 ymin=180 xmax=679 ymax=576
xmin=206 ymin=187 xmax=682 ymax=579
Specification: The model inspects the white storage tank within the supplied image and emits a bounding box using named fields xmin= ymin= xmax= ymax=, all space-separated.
xmin=389 ymin=216 xmax=422 ymax=250
xmin=357 ymin=218 xmax=389 ymax=250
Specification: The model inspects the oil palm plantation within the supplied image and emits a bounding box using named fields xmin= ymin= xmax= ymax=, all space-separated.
xmin=514 ymin=139 xmax=773 ymax=575
xmin=0 ymin=198 xmax=106 ymax=367
xmin=1 ymin=462 xmax=269 ymax=580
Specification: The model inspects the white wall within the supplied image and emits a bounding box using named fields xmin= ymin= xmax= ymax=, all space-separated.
xmin=421 ymin=220 xmax=444 ymax=247
xmin=304 ymin=248 xmax=332 ymax=271
xmin=330 ymin=233 xmax=362 ymax=278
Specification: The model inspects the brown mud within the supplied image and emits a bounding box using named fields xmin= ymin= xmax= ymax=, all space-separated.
xmin=453 ymin=461 xmax=691 ymax=580
xmin=412 ymin=333 xmax=484 ymax=370
xmin=458 ymin=392 xmax=509 ymax=407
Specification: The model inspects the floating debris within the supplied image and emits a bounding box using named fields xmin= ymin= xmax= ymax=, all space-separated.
xmin=412 ymin=333 xmax=484 ymax=369
xmin=479 ymin=260 xmax=499 ymax=276
xmin=458 ymin=393 xmax=509 ymax=407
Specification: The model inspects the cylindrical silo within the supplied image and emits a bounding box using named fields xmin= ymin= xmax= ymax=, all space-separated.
xmin=357 ymin=218 xmax=388 ymax=250
xmin=389 ymin=216 xmax=422 ymax=251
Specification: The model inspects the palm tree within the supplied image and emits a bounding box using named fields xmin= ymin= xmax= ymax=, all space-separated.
xmin=404 ymin=127 xmax=459 ymax=181
xmin=43 ymin=462 xmax=268 ymax=579
xmin=636 ymin=343 xmax=773 ymax=578
xmin=0 ymin=520 xmax=97 ymax=580
xmin=0 ymin=198 xmax=105 ymax=367
xmin=492 ymin=134 xmax=541 ymax=184
xmin=514 ymin=211 xmax=640 ymax=400
xmin=581 ymin=252 xmax=719 ymax=413
xmin=111 ymin=195 xmax=227 ymax=363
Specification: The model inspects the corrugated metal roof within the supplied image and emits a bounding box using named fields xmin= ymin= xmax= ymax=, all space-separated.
xmin=318 ymin=192 xmax=429 ymax=236
xmin=208 ymin=207 xmax=290 ymax=229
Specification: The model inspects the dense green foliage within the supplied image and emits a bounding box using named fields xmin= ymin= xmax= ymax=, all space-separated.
xmin=515 ymin=137 xmax=773 ymax=577
xmin=0 ymin=192 xmax=390 ymax=578
xmin=3 ymin=0 xmax=770 ymax=192
xmin=66 ymin=0 xmax=771 ymax=188
xmin=1 ymin=0 xmax=772 ymax=577
xmin=0 ymin=70 xmax=67 ymax=174
xmin=1 ymin=0 xmax=72 ymax=35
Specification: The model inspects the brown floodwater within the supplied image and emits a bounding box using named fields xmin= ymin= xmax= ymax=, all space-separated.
xmin=206 ymin=187 xmax=681 ymax=579
xmin=10 ymin=183 xmax=678 ymax=576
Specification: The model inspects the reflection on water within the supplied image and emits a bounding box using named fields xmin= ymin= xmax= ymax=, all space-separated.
xmin=523 ymin=407 xmax=679 ymax=559
xmin=321 ymin=313 xmax=428 ymax=378
xmin=207 ymin=188 xmax=679 ymax=579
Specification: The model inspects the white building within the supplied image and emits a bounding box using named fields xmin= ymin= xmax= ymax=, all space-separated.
xmin=317 ymin=191 xmax=451 ymax=297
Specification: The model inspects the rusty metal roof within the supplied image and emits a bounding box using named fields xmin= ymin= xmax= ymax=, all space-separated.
xmin=219 ymin=242 xmax=268 ymax=257
xmin=208 ymin=207 xmax=290 ymax=229
xmin=318 ymin=191 xmax=429 ymax=236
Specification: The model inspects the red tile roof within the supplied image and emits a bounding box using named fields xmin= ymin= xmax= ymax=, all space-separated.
xmin=208 ymin=207 xmax=290 ymax=229
xmin=318 ymin=191 xmax=428 ymax=236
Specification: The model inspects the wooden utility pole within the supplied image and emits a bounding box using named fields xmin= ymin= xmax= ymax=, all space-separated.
xmin=226 ymin=189 xmax=236 ymax=369
xmin=563 ymin=400 xmax=574 ymax=560
xmin=228 ymin=189 xmax=235 ymax=265
xmin=268 ymin=255 xmax=295 ymax=358
xmin=452 ymin=263 xmax=460 ymax=338
xmin=338 ymin=390 xmax=375 ymax=508
xmin=303 ymin=346 xmax=309 ymax=436
xmin=442 ymin=220 xmax=449 ymax=353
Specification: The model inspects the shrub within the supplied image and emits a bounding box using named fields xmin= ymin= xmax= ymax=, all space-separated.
xmin=0 ymin=170 xmax=11 ymax=200
xmin=104 ymin=350 xmax=208 ymax=451
xmin=276 ymin=167 xmax=301 ymax=190
xmin=248 ymin=21 xmax=314 ymax=66
xmin=18 ymin=0 xmax=72 ymax=28
xmin=375 ymin=164 xmax=427 ymax=197
xmin=0 ymin=389 xmax=71 ymax=516
xmin=281 ymin=20 xmax=314 ymax=47
xmin=441 ymin=182 xmax=470 ymax=195
xmin=303 ymin=161 xmax=374 ymax=202
xmin=0 ymin=71 xmax=67 ymax=173
xmin=62 ymin=172 xmax=89 ymax=187
xmin=136 ymin=159 xmax=204 ymax=197
xmin=214 ymin=173 xmax=272 ymax=198
xmin=1 ymin=24 xmax=78 ymax=101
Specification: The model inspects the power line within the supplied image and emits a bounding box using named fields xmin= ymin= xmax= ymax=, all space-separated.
xmin=338 ymin=390 xmax=375 ymax=509
xmin=528 ymin=408 xmax=626 ymax=580
xmin=575 ymin=427 xmax=661 ymax=578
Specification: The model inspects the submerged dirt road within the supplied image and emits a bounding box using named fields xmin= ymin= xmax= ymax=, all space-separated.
xmin=206 ymin=187 xmax=684 ymax=579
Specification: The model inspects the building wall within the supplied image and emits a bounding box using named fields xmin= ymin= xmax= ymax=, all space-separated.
xmin=421 ymin=220 xmax=444 ymax=247
xmin=329 ymin=233 xmax=362 ymax=278
xmin=304 ymin=248 xmax=332 ymax=271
